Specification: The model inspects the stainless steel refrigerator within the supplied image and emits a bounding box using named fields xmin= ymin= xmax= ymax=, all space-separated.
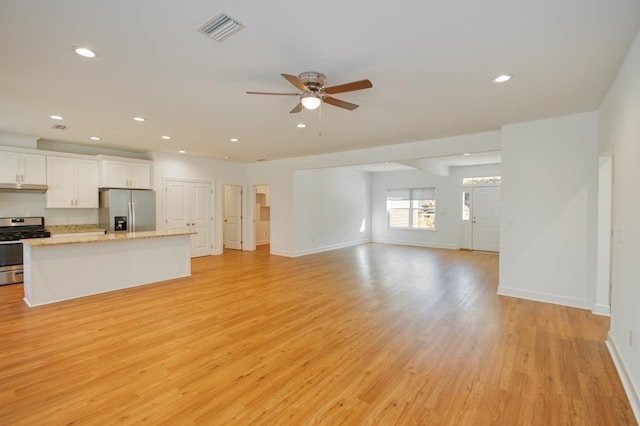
xmin=99 ymin=189 xmax=156 ymax=233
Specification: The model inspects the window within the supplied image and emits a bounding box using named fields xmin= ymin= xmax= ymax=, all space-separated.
xmin=462 ymin=176 xmax=501 ymax=185
xmin=387 ymin=188 xmax=436 ymax=229
xmin=462 ymin=191 xmax=470 ymax=220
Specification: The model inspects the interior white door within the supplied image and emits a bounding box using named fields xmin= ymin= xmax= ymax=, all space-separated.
xmin=472 ymin=186 xmax=501 ymax=252
xmin=166 ymin=181 xmax=189 ymax=234
xmin=190 ymin=183 xmax=212 ymax=257
xmin=224 ymin=185 xmax=242 ymax=250
xmin=165 ymin=179 xmax=213 ymax=257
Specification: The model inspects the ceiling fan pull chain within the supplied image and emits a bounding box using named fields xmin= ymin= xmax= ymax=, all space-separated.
xmin=318 ymin=102 xmax=323 ymax=137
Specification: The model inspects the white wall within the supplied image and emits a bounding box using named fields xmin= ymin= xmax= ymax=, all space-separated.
xmin=0 ymin=132 xmax=38 ymax=149
xmin=498 ymin=111 xmax=598 ymax=309
xmin=450 ymin=164 xmax=501 ymax=179
xmin=292 ymin=167 xmax=371 ymax=256
xmin=599 ymin=29 xmax=640 ymax=418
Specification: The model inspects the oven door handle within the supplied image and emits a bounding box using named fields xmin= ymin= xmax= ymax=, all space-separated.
xmin=0 ymin=241 xmax=23 ymax=245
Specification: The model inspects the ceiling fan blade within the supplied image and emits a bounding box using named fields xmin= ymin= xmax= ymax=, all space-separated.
xmin=246 ymin=91 xmax=300 ymax=96
xmin=289 ymin=102 xmax=304 ymax=113
xmin=323 ymin=96 xmax=359 ymax=111
xmin=323 ymin=79 xmax=373 ymax=95
xmin=281 ymin=73 xmax=309 ymax=92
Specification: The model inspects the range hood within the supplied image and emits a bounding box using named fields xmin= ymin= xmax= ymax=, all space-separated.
xmin=0 ymin=183 xmax=48 ymax=193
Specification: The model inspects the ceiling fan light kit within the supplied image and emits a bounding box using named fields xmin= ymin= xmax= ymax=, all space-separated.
xmin=301 ymin=93 xmax=321 ymax=110
xmin=247 ymin=71 xmax=373 ymax=113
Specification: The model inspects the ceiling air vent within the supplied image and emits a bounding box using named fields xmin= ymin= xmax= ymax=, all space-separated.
xmin=51 ymin=124 xmax=67 ymax=130
xmin=198 ymin=12 xmax=244 ymax=42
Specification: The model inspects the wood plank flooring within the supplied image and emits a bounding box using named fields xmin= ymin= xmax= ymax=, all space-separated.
xmin=0 ymin=244 xmax=635 ymax=425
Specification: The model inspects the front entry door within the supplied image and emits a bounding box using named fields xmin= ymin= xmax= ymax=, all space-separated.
xmin=224 ymin=185 xmax=242 ymax=250
xmin=472 ymin=186 xmax=500 ymax=252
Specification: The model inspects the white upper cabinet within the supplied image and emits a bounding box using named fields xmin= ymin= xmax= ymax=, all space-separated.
xmin=255 ymin=184 xmax=270 ymax=207
xmin=99 ymin=157 xmax=151 ymax=189
xmin=0 ymin=151 xmax=46 ymax=184
xmin=46 ymin=156 xmax=99 ymax=208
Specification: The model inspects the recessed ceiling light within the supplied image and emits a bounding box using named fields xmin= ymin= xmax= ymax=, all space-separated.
xmin=133 ymin=117 xmax=146 ymax=122
xmin=90 ymin=136 xmax=101 ymax=141
xmin=50 ymin=115 xmax=63 ymax=120
xmin=178 ymin=150 xmax=186 ymax=154
xmin=297 ymin=123 xmax=306 ymax=128
xmin=493 ymin=74 xmax=512 ymax=83
xmin=230 ymin=138 xmax=238 ymax=142
xmin=74 ymin=47 xmax=97 ymax=58
xmin=463 ymin=153 xmax=471 ymax=156
xmin=161 ymin=135 xmax=171 ymax=140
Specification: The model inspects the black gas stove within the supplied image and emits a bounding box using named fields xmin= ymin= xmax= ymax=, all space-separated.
xmin=0 ymin=217 xmax=51 ymax=241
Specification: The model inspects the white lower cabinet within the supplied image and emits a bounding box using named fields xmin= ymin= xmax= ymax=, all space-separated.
xmin=46 ymin=156 xmax=99 ymax=208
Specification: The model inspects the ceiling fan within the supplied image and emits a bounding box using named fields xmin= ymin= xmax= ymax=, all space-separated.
xmin=247 ymin=72 xmax=373 ymax=113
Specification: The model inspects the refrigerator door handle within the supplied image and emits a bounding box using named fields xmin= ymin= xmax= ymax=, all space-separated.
xmin=128 ymin=201 xmax=132 ymax=232
xmin=131 ymin=201 xmax=136 ymax=232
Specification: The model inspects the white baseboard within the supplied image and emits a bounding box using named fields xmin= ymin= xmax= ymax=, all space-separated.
xmin=606 ymin=333 xmax=640 ymax=423
xmin=371 ymin=238 xmax=458 ymax=250
xmin=496 ymin=286 xmax=591 ymax=310
xmin=269 ymin=249 xmax=294 ymax=257
xmin=292 ymin=240 xmax=369 ymax=257
xmin=592 ymin=303 xmax=611 ymax=316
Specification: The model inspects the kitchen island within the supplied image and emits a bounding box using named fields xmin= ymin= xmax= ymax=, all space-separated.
xmin=22 ymin=231 xmax=195 ymax=307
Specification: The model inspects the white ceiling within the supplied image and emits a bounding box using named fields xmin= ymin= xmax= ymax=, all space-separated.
xmin=0 ymin=1 xmax=639 ymax=163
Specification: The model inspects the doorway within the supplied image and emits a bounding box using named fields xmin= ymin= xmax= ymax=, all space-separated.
xmin=223 ymin=184 xmax=243 ymax=250
xmin=254 ymin=184 xmax=271 ymax=247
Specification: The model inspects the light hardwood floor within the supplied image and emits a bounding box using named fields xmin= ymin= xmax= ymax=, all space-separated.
xmin=0 ymin=244 xmax=635 ymax=425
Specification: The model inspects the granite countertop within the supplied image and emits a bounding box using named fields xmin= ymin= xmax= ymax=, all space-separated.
xmin=22 ymin=230 xmax=196 ymax=247
xmin=46 ymin=225 xmax=107 ymax=235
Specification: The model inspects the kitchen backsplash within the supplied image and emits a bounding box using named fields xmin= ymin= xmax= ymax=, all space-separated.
xmin=0 ymin=193 xmax=98 ymax=225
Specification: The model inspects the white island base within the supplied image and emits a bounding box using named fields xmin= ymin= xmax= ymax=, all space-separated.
xmin=22 ymin=232 xmax=193 ymax=307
